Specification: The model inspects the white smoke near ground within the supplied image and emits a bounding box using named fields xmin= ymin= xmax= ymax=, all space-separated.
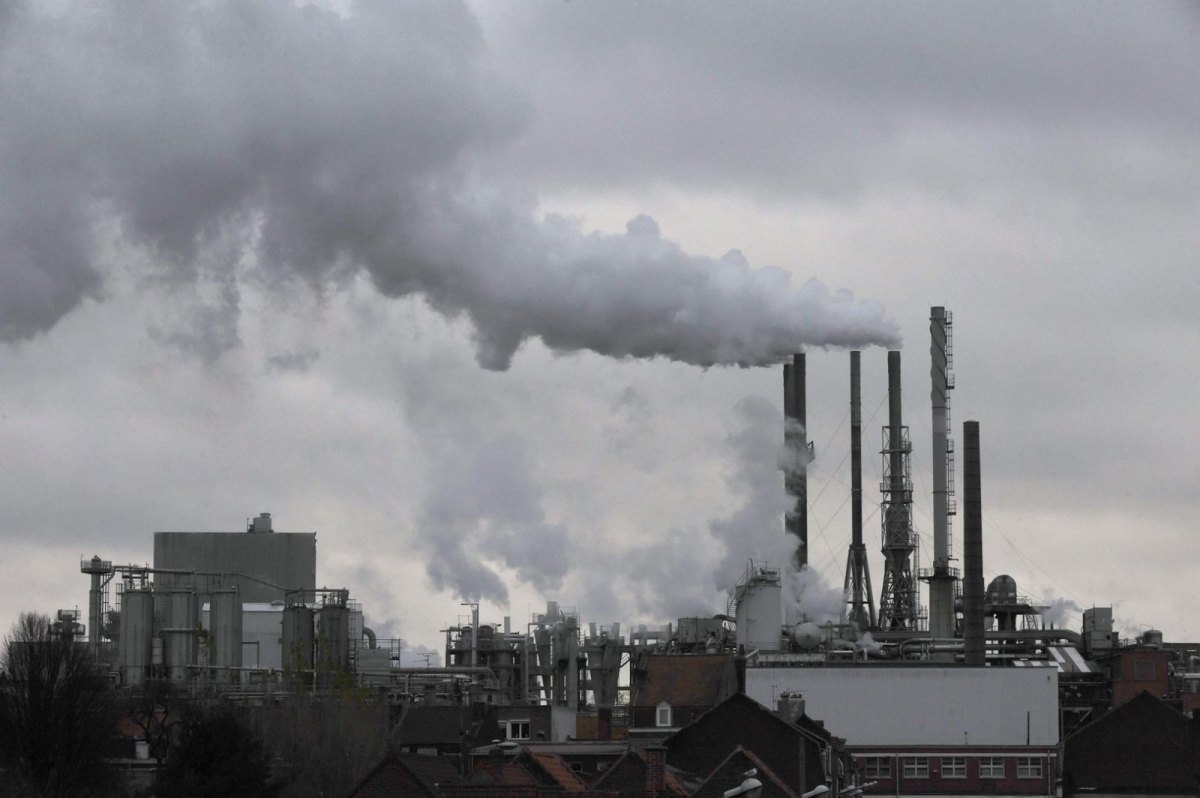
xmin=709 ymin=396 xmax=798 ymax=589
xmin=784 ymin=565 xmax=845 ymax=626
xmin=0 ymin=1 xmax=899 ymax=367
xmin=578 ymin=396 xmax=847 ymax=626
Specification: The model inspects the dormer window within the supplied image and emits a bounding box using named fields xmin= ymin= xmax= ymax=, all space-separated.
xmin=656 ymin=701 xmax=672 ymax=727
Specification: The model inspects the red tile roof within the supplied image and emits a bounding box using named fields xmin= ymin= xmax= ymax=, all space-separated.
xmin=529 ymin=751 xmax=588 ymax=792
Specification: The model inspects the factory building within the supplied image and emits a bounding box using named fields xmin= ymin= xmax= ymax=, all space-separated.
xmin=35 ymin=303 xmax=1200 ymax=798
xmin=78 ymin=512 xmax=365 ymax=690
xmin=152 ymin=512 xmax=316 ymax=602
xmin=745 ymin=668 xmax=1059 ymax=795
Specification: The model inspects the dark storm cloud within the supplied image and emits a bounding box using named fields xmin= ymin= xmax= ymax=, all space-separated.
xmin=0 ymin=0 xmax=897 ymax=369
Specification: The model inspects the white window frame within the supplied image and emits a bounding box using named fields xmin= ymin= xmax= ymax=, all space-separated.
xmin=941 ymin=757 xmax=966 ymax=779
xmin=979 ymin=757 xmax=1005 ymax=779
xmin=861 ymin=757 xmax=891 ymax=779
xmin=902 ymin=757 xmax=928 ymax=779
xmin=1016 ymin=757 xmax=1042 ymax=778
xmin=655 ymin=701 xmax=673 ymax=727
xmin=506 ymin=720 xmax=530 ymax=740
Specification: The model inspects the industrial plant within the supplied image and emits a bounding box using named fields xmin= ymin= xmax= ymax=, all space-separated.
xmin=14 ymin=307 xmax=1199 ymax=797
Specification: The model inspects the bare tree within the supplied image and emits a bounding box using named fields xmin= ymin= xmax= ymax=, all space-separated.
xmin=255 ymin=696 xmax=389 ymax=798
xmin=120 ymin=679 xmax=188 ymax=773
xmin=0 ymin=612 xmax=119 ymax=797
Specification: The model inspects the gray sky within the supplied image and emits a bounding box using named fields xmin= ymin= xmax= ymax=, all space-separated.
xmin=2 ymin=1 xmax=1197 ymax=651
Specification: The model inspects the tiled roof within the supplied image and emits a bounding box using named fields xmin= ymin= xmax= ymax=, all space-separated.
xmin=690 ymin=747 xmax=797 ymax=798
xmin=346 ymin=753 xmax=461 ymax=798
xmin=464 ymin=761 xmax=540 ymax=787
xmin=402 ymin=753 xmax=465 ymax=791
xmin=529 ymin=751 xmax=588 ymax=792
xmin=633 ymin=655 xmax=737 ymax=707
xmin=590 ymin=748 xmax=693 ymax=797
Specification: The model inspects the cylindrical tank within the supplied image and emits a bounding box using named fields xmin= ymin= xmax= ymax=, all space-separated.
xmin=478 ymin=624 xmax=495 ymax=650
xmin=317 ymin=603 xmax=350 ymax=672
xmin=735 ymin=568 xmax=783 ymax=652
xmin=165 ymin=591 xmax=197 ymax=682
xmin=119 ymin=588 xmax=154 ymax=687
xmin=282 ymin=605 xmax=314 ymax=672
xmin=986 ymin=575 xmax=1018 ymax=605
xmin=1142 ymin=629 xmax=1163 ymax=648
xmin=209 ymin=590 xmax=243 ymax=680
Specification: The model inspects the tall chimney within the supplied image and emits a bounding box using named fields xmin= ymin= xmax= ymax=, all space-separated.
xmin=962 ymin=420 xmax=985 ymax=666
xmin=783 ymin=353 xmax=811 ymax=568
xmin=842 ymin=351 xmax=875 ymax=630
xmin=927 ymin=308 xmax=957 ymax=644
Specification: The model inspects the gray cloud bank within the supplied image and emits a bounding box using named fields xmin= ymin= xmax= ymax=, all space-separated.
xmin=0 ymin=1 xmax=897 ymax=369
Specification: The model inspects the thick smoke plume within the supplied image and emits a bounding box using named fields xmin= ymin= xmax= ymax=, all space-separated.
xmin=0 ymin=1 xmax=899 ymax=367
xmin=418 ymin=436 xmax=568 ymax=604
xmin=580 ymin=396 xmax=844 ymax=624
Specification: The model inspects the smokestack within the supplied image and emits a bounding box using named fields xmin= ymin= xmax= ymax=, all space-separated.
xmin=783 ymin=353 xmax=810 ymax=568
xmin=842 ymin=351 xmax=875 ymax=630
xmin=927 ymin=307 xmax=956 ymax=644
xmin=878 ymin=351 xmax=917 ymax=631
xmin=851 ymin=351 xmax=863 ymax=553
xmin=962 ymin=420 xmax=985 ymax=666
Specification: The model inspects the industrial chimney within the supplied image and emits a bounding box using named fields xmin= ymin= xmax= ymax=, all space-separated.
xmin=925 ymin=307 xmax=957 ymax=645
xmin=783 ymin=353 xmax=812 ymax=568
xmin=842 ymin=351 xmax=875 ymax=630
xmin=878 ymin=351 xmax=918 ymax=631
xmin=962 ymin=420 xmax=986 ymax=666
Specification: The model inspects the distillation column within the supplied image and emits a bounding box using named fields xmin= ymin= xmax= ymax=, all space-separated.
xmin=842 ymin=351 xmax=876 ymax=630
xmin=878 ymin=351 xmax=920 ymax=631
xmin=783 ymin=353 xmax=813 ymax=567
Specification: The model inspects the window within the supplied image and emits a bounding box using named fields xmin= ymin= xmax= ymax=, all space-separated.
xmin=941 ymin=757 xmax=966 ymax=779
xmin=506 ymin=720 xmax=530 ymax=740
xmin=1134 ymin=660 xmax=1158 ymax=680
xmin=902 ymin=758 xmax=928 ymax=779
xmin=1016 ymin=758 xmax=1042 ymax=778
xmin=861 ymin=757 xmax=891 ymax=779
xmin=656 ymin=701 xmax=672 ymax=727
xmin=979 ymin=757 xmax=1005 ymax=779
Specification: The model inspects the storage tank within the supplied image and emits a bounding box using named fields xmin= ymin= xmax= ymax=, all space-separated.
xmin=209 ymin=589 xmax=243 ymax=681
xmin=119 ymin=588 xmax=154 ymax=687
xmin=164 ymin=591 xmax=197 ymax=682
xmin=317 ymin=603 xmax=350 ymax=672
xmin=282 ymin=604 xmax=314 ymax=672
xmin=734 ymin=566 xmax=783 ymax=652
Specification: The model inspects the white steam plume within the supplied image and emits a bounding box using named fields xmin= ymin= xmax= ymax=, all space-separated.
xmin=0 ymin=2 xmax=899 ymax=366
xmin=418 ymin=436 xmax=568 ymax=604
xmin=584 ymin=396 xmax=846 ymax=623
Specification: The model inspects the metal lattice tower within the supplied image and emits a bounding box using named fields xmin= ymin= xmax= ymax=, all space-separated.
xmin=842 ymin=351 xmax=876 ymax=630
xmin=877 ymin=351 xmax=920 ymax=631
